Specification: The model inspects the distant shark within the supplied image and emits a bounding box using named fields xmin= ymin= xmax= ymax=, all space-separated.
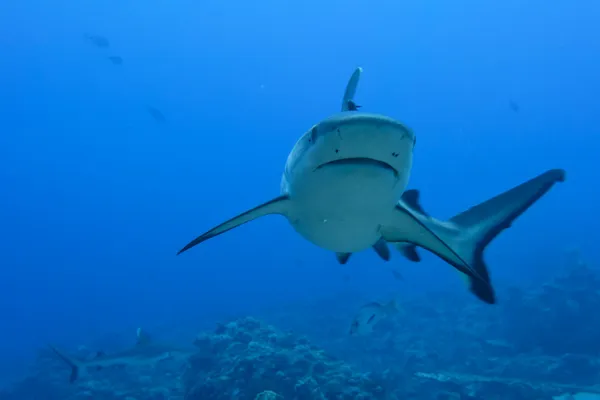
xmin=49 ymin=328 xmax=195 ymax=383
xmin=177 ymin=67 xmax=566 ymax=304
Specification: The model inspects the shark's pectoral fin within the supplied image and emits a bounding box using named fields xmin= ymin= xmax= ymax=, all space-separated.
xmin=372 ymin=238 xmax=391 ymax=261
xmin=447 ymin=168 xmax=566 ymax=303
xmin=177 ymin=195 xmax=292 ymax=255
xmin=336 ymin=252 xmax=352 ymax=264
xmin=385 ymin=168 xmax=565 ymax=304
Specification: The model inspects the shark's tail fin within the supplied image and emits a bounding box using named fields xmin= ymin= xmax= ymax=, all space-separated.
xmin=393 ymin=169 xmax=566 ymax=303
xmin=48 ymin=345 xmax=82 ymax=383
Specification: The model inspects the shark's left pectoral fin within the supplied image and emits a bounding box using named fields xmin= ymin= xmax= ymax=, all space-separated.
xmin=177 ymin=195 xmax=292 ymax=255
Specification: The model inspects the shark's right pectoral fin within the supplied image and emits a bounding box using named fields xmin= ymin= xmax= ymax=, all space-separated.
xmin=383 ymin=169 xmax=566 ymax=304
xmin=177 ymin=195 xmax=292 ymax=255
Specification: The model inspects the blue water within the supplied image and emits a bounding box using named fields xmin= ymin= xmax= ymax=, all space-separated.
xmin=0 ymin=0 xmax=599 ymax=394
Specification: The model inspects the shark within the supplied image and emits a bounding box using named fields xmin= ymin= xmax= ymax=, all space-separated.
xmin=49 ymin=328 xmax=195 ymax=383
xmin=177 ymin=67 xmax=566 ymax=304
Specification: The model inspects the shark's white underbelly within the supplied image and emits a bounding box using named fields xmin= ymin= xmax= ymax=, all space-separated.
xmin=284 ymin=162 xmax=409 ymax=252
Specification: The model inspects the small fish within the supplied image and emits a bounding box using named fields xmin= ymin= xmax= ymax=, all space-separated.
xmin=108 ymin=56 xmax=123 ymax=65
xmin=349 ymin=299 xmax=398 ymax=335
xmin=84 ymin=34 xmax=110 ymax=48
xmin=391 ymin=269 xmax=403 ymax=281
xmin=146 ymin=106 xmax=166 ymax=124
xmin=509 ymin=99 xmax=520 ymax=113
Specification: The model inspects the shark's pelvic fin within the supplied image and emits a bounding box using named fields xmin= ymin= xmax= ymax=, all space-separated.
xmin=335 ymin=238 xmax=390 ymax=265
xmin=395 ymin=243 xmax=421 ymax=262
xmin=385 ymin=169 xmax=566 ymax=304
xmin=48 ymin=345 xmax=81 ymax=383
xmin=393 ymin=190 xmax=427 ymax=262
xmin=372 ymin=238 xmax=391 ymax=261
xmin=342 ymin=67 xmax=363 ymax=112
xmin=336 ymin=252 xmax=352 ymax=264
xmin=177 ymin=195 xmax=292 ymax=255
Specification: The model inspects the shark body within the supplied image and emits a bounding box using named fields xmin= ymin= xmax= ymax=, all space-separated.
xmin=177 ymin=67 xmax=565 ymax=304
xmin=49 ymin=328 xmax=195 ymax=383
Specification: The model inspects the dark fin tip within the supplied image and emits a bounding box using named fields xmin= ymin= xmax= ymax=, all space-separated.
xmin=336 ymin=252 xmax=352 ymax=264
xmin=551 ymin=168 xmax=566 ymax=182
xmin=398 ymin=244 xmax=421 ymax=262
xmin=470 ymin=276 xmax=496 ymax=304
xmin=372 ymin=239 xmax=391 ymax=261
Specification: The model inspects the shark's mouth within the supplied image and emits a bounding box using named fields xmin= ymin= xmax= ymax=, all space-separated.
xmin=316 ymin=157 xmax=399 ymax=178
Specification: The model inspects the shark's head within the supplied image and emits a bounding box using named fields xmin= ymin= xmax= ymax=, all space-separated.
xmin=283 ymin=112 xmax=415 ymax=202
xmin=281 ymin=112 xmax=416 ymax=252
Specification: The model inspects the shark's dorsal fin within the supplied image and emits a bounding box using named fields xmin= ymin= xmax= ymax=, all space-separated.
xmin=136 ymin=328 xmax=152 ymax=346
xmin=342 ymin=67 xmax=363 ymax=112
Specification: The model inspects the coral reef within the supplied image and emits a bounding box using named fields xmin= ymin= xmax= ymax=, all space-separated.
xmin=184 ymin=317 xmax=389 ymax=399
xmin=2 ymin=256 xmax=600 ymax=399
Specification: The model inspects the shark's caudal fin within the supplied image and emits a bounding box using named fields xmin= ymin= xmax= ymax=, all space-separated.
xmin=177 ymin=195 xmax=291 ymax=255
xmin=48 ymin=345 xmax=82 ymax=383
xmin=341 ymin=67 xmax=363 ymax=112
xmin=383 ymin=169 xmax=566 ymax=304
xmin=335 ymin=238 xmax=391 ymax=264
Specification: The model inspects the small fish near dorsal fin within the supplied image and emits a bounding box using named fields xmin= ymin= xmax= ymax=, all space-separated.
xmin=394 ymin=189 xmax=429 ymax=263
xmin=136 ymin=328 xmax=152 ymax=346
xmin=341 ymin=67 xmax=363 ymax=112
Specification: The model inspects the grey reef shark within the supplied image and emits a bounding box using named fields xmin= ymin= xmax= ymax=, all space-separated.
xmin=177 ymin=67 xmax=566 ymax=304
xmin=49 ymin=328 xmax=195 ymax=383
